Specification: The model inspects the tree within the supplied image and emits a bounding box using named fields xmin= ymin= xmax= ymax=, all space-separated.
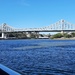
xmin=71 ymin=32 xmax=75 ymax=37
xmin=63 ymin=33 xmax=71 ymax=38
xmin=51 ymin=33 xmax=63 ymax=38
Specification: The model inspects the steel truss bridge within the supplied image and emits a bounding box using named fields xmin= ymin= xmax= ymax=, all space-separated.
xmin=0 ymin=19 xmax=75 ymax=38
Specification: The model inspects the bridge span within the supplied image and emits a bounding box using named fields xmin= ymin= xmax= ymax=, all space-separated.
xmin=0 ymin=19 xmax=75 ymax=39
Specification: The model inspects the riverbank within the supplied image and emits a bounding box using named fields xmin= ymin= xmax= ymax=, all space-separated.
xmin=0 ymin=36 xmax=75 ymax=40
xmin=52 ymin=37 xmax=75 ymax=40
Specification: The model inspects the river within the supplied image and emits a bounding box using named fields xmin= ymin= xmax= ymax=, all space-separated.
xmin=0 ymin=39 xmax=75 ymax=75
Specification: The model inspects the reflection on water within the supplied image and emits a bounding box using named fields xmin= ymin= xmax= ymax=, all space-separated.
xmin=0 ymin=39 xmax=75 ymax=75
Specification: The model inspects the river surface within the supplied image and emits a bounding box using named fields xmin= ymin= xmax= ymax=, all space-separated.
xmin=0 ymin=39 xmax=75 ymax=75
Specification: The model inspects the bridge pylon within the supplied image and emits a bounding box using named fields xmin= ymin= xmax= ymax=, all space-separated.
xmin=1 ymin=32 xmax=6 ymax=39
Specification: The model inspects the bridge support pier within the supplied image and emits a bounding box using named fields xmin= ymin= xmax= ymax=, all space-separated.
xmin=27 ymin=32 xmax=39 ymax=39
xmin=27 ymin=32 xmax=31 ymax=38
xmin=1 ymin=32 xmax=6 ymax=39
xmin=35 ymin=32 xmax=39 ymax=39
xmin=61 ymin=30 xmax=64 ymax=34
xmin=2 ymin=32 xmax=4 ymax=38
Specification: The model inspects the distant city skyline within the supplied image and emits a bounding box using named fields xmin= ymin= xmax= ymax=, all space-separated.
xmin=0 ymin=0 xmax=75 ymax=28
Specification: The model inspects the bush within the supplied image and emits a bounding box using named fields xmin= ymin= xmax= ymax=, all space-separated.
xmin=71 ymin=33 xmax=75 ymax=37
xmin=51 ymin=33 xmax=63 ymax=38
xmin=63 ymin=33 xmax=72 ymax=38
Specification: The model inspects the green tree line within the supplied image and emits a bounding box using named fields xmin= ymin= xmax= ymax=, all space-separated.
xmin=50 ymin=32 xmax=75 ymax=39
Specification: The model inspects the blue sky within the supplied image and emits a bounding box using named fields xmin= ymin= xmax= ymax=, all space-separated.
xmin=0 ymin=0 xmax=75 ymax=28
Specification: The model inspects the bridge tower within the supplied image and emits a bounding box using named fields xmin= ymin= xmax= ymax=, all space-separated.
xmin=1 ymin=23 xmax=7 ymax=39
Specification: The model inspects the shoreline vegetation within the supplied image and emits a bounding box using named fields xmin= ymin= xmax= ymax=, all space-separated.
xmin=0 ymin=32 xmax=75 ymax=40
xmin=50 ymin=33 xmax=75 ymax=40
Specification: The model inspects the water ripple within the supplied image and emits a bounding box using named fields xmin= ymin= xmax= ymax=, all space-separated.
xmin=0 ymin=39 xmax=75 ymax=75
